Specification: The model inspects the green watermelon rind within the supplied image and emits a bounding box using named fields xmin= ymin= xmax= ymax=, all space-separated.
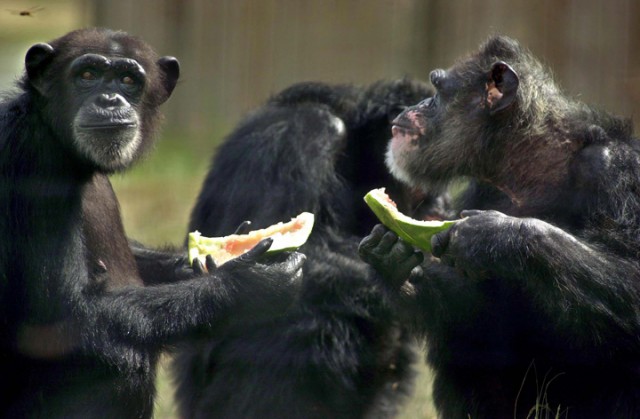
xmin=364 ymin=189 xmax=457 ymax=252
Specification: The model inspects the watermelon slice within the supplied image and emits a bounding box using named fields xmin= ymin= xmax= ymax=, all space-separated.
xmin=188 ymin=212 xmax=314 ymax=267
xmin=364 ymin=188 xmax=457 ymax=252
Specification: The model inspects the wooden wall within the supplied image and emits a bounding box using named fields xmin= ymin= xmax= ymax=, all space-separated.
xmin=90 ymin=0 xmax=640 ymax=144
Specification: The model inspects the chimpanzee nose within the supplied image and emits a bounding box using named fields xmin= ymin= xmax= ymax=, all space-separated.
xmin=96 ymin=93 xmax=126 ymax=108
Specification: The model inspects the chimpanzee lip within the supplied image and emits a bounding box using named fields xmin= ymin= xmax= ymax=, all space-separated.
xmin=79 ymin=121 xmax=137 ymax=129
xmin=391 ymin=123 xmax=419 ymax=136
xmin=392 ymin=122 xmax=414 ymax=129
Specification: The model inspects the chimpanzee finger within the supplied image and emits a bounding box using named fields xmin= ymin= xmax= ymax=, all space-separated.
xmin=366 ymin=224 xmax=388 ymax=243
xmin=400 ymin=251 xmax=425 ymax=277
xmin=371 ymin=223 xmax=388 ymax=236
xmin=358 ymin=224 xmax=388 ymax=254
xmin=397 ymin=249 xmax=424 ymax=274
xmin=377 ymin=230 xmax=400 ymax=254
xmin=233 ymin=220 xmax=252 ymax=235
xmin=391 ymin=237 xmax=423 ymax=262
xmin=239 ymin=237 xmax=273 ymax=262
xmin=204 ymin=255 xmax=217 ymax=272
xmin=431 ymin=229 xmax=451 ymax=258
xmin=384 ymin=243 xmax=424 ymax=287
xmin=192 ymin=257 xmax=207 ymax=275
xmin=409 ymin=264 xmax=424 ymax=281
xmin=389 ymin=236 xmax=418 ymax=259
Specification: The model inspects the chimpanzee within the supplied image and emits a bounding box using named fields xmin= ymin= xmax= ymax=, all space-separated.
xmin=359 ymin=35 xmax=640 ymax=418
xmin=172 ymin=79 xmax=444 ymax=418
xmin=0 ymin=28 xmax=304 ymax=418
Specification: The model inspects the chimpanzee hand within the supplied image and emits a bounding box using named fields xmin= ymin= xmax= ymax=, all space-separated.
xmin=190 ymin=220 xmax=264 ymax=274
xmin=431 ymin=210 xmax=527 ymax=280
xmin=193 ymin=237 xmax=305 ymax=322
xmin=191 ymin=255 xmax=216 ymax=275
xmin=359 ymin=224 xmax=424 ymax=289
xmin=223 ymin=237 xmax=305 ymax=283
xmin=192 ymin=237 xmax=305 ymax=282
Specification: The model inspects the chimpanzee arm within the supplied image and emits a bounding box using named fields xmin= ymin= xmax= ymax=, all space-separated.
xmin=76 ymin=241 xmax=305 ymax=363
xmin=129 ymin=222 xmax=255 ymax=285
xmin=430 ymin=210 xmax=640 ymax=354
xmin=361 ymin=215 xmax=640 ymax=359
xmin=128 ymin=240 xmax=195 ymax=285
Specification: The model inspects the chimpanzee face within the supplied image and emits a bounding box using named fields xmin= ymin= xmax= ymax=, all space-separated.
xmin=67 ymin=53 xmax=148 ymax=171
xmin=24 ymin=29 xmax=180 ymax=173
xmin=385 ymin=53 xmax=520 ymax=191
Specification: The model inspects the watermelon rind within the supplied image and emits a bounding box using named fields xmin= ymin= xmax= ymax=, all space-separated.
xmin=364 ymin=188 xmax=457 ymax=252
xmin=188 ymin=212 xmax=314 ymax=267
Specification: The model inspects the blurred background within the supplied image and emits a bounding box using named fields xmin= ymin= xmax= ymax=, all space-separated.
xmin=1 ymin=0 xmax=639 ymax=417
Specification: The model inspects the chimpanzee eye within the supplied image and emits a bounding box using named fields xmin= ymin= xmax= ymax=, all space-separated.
xmin=119 ymin=74 xmax=143 ymax=95
xmin=81 ymin=70 xmax=97 ymax=81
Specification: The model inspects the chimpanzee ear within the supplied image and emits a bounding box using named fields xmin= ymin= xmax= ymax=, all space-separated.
xmin=486 ymin=61 xmax=519 ymax=115
xmin=157 ymin=56 xmax=180 ymax=104
xmin=25 ymin=43 xmax=55 ymax=94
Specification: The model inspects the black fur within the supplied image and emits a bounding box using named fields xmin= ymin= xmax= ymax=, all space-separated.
xmin=172 ymin=79 xmax=440 ymax=418
xmin=360 ymin=36 xmax=640 ymax=418
xmin=0 ymin=28 xmax=302 ymax=418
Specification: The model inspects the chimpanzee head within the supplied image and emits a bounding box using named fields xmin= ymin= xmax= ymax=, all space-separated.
xmin=386 ymin=36 xmax=561 ymax=191
xmin=23 ymin=28 xmax=180 ymax=173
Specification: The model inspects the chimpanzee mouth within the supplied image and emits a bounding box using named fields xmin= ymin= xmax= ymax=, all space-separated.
xmin=79 ymin=121 xmax=138 ymax=130
xmin=391 ymin=124 xmax=420 ymax=138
